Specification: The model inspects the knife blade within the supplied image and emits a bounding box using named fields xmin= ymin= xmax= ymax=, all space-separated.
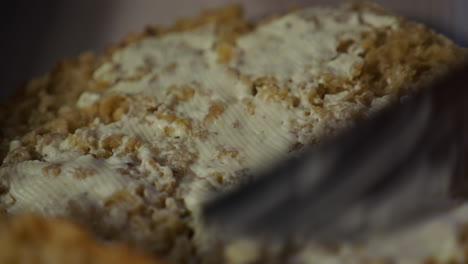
xmin=202 ymin=62 xmax=468 ymax=240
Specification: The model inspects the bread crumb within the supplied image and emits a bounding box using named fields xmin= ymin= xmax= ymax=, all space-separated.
xmin=42 ymin=164 xmax=62 ymax=177
xmin=99 ymin=95 xmax=129 ymax=123
xmin=204 ymin=102 xmax=225 ymax=124
xmin=216 ymin=42 xmax=234 ymax=64
xmin=72 ymin=168 xmax=97 ymax=179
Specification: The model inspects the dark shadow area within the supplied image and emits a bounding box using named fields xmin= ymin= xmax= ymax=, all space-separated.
xmin=0 ymin=1 xmax=61 ymax=100
xmin=0 ymin=1 xmax=111 ymax=102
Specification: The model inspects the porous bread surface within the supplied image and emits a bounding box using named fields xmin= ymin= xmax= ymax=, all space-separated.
xmin=1 ymin=3 xmax=467 ymax=264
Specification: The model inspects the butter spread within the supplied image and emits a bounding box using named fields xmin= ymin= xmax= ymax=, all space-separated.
xmin=1 ymin=5 xmax=465 ymax=264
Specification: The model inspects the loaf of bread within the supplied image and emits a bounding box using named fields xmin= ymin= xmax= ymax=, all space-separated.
xmin=0 ymin=2 xmax=466 ymax=264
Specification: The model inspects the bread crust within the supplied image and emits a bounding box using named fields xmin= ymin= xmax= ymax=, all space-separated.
xmin=0 ymin=213 xmax=162 ymax=264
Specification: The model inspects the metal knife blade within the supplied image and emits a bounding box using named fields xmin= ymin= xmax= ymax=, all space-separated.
xmin=202 ymin=62 xmax=468 ymax=240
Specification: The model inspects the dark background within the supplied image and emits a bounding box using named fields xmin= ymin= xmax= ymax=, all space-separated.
xmin=0 ymin=0 xmax=466 ymax=101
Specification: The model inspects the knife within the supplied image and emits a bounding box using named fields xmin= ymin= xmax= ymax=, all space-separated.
xmin=202 ymin=62 xmax=468 ymax=241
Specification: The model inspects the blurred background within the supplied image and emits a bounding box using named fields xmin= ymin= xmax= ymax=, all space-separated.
xmin=0 ymin=0 xmax=466 ymax=101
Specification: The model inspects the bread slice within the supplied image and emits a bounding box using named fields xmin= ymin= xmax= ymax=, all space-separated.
xmin=0 ymin=2 xmax=466 ymax=264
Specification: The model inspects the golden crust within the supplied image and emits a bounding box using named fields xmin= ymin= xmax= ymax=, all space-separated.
xmin=0 ymin=213 xmax=162 ymax=264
